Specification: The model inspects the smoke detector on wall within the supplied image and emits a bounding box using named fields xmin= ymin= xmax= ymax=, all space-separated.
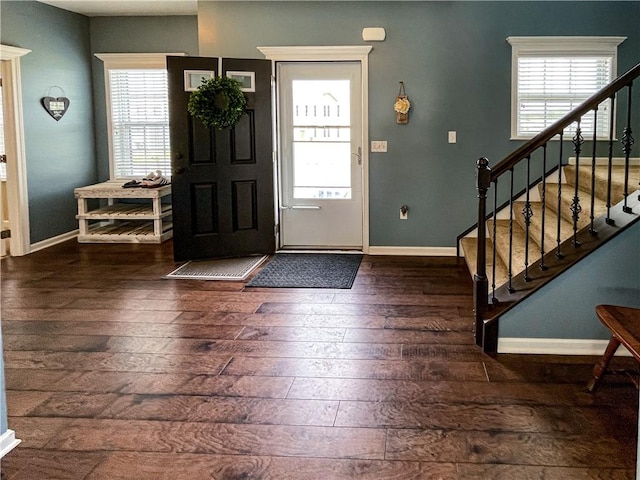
xmin=362 ymin=27 xmax=386 ymax=42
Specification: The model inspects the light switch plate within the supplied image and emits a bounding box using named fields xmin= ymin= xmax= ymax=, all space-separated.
xmin=448 ymin=131 xmax=457 ymax=144
xmin=371 ymin=140 xmax=387 ymax=152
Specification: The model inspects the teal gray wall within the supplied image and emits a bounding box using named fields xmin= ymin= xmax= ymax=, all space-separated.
xmin=1 ymin=1 xmax=95 ymax=243
xmin=500 ymin=221 xmax=640 ymax=340
xmin=90 ymin=16 xmax=199 ymax=181
xmin=197 ymin=1 xmax=640 ymax=247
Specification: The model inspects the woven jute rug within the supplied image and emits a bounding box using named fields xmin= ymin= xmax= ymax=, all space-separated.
xmin=165 ymin=255 xmax=268 ymax=281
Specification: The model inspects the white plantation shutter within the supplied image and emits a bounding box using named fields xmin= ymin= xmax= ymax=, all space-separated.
xmin=508 ymin=37 xmax=625 ymax=140
xmin=517 ymin=56 xmax=612 ymax=137
xmin=109 ymin=69 xmax=171 ymax=178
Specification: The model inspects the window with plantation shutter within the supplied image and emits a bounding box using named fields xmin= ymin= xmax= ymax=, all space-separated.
xmin=507 ymin=37 xmax=625 ymax=140
xmin=96 ymin=53 xmax=185 ymax=179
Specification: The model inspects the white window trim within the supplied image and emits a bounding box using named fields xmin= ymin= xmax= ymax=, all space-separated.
xmin=1 ymin=44 xmax=31 ymax=256
xmin=95 ymin=52 xmax=185 ymax=180
xmin=507 ymin=36 xmax=626 ymax=141
xmin=95 ymin=52 xmax=184 ymax=69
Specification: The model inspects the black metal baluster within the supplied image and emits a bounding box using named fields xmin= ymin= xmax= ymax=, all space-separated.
xmin=491 ymin=179 xmax=498 ymax=304
xmin=589 ymin=107 xmax=598 ymax=235
xmin=508 ymin=168 xmax=515 ymax=293
xmin=621 ymin=82 xmax=634 ymax=214
xmin=606 ymin=93 xmax=616 ymax=225
xmin=539 ymin=144 xmax=548 ymax=271
xmin=571 ymin=121 xmax=584 ymax=247
xmin=556 ymin=131 xmax=564 ymax=259
xmin=522 ymin=155 xmax=533 ymax=282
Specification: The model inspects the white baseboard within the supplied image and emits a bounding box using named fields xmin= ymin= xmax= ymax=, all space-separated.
xmin=498 ymin=337 xmax=633 ymax=356
xmin=0 ymin=429 xmax=21 ymax=459
xmin=30 ymin=229 xmax=78 ymax=253
xmin=368 ymin=246 xmax=457 ymax=256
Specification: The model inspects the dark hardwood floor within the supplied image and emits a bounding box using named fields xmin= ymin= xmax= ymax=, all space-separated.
xmin=1 ymin=240 xmax=637 ymax=479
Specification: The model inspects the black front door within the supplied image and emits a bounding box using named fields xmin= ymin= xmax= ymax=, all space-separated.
xmin=167 ymin=56 xmax=274 ymax=261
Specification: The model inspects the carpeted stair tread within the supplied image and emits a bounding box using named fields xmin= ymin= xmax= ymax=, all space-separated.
xmin=565 ymin=164 xmax=640 ymax=203
xmin=544 ymin=183 xmax=607 ymax=229
xmin=460 ymin=237 xmax=509 ymax=287
xmin=488 ymin=219 xmax=541 ymax=279
xmin=460 ymin=164 xmax=638 ymax=293
xmin=513 ymin=200 xmax=574 ymax=253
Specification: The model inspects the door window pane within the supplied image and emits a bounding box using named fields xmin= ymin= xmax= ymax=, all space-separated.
xmin=293 ymin=143 xmax=351 ymax=199
xmin=291 ymin=79 xmax=352 ymax=199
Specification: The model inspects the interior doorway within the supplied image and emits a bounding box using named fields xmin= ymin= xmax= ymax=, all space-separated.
xmin=0 ymin=45 xmax=31 ymax=257
xmin=1 ymin=73 xmax=9 ymax=256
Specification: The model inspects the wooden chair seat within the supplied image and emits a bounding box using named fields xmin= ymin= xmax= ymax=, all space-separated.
xmin=587 ymin=304 xmax=640 ymax=392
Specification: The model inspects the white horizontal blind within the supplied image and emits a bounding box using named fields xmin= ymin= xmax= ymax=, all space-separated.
xmin=517 ymin=56 xmax=613 ymax=138
xmin=109 ymin=69 xmax=171 ymax=178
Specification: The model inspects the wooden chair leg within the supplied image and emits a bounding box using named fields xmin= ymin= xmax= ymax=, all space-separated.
xmin=587 ymin=335 xmax=621 ymax=392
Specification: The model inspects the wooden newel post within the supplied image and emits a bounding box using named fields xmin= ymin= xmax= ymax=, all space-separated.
xmin=474 ymin=157 xmax=491 ymax=347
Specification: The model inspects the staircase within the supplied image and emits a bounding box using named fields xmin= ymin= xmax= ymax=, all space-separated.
xmin=458 ymin=62 xmax=640 ymax=353
xmin=461 ymin=163 xmax=640 ymax=290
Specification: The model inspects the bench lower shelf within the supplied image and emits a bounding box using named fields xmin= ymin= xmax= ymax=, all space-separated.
xmin=77 ymin=221 xmax=173 ymax=244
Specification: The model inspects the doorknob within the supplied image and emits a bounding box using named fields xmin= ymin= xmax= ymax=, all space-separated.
xmin=174 ymin=167 xmax=186 ymax=175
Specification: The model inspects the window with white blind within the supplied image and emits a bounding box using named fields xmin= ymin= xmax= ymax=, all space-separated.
xmin=96 ymin=53 xmax=184 ymax=179
xmin=109 ymin=69 xmax=170 ymax=178
xmin=507 ymin=37 xmax=625 ymax=140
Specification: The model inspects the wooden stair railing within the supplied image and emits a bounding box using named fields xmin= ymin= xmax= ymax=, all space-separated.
xmin=461 ymin=62 xmax=640 ymax=354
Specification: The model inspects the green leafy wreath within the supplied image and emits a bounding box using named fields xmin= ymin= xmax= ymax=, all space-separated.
xmin=187 ymin=76 xmax=247 ymax=129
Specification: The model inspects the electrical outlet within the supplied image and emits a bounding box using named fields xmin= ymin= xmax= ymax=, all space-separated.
xmin=371 ymin=140 xmax=387 ymax=152
xmin=400 ymin=205 xmax=408 ymax=220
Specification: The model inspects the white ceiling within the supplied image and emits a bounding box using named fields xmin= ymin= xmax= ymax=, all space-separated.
xmin=37 ymin=0 xmax=198 ymax=17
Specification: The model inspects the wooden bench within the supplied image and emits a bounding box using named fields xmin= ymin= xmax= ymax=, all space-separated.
xmin=587 ymin=304 xmax=640 ymax=392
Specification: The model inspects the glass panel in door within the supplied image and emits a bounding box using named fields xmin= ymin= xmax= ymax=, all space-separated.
xmin=292 ymin=79 xmax=351 ymax=200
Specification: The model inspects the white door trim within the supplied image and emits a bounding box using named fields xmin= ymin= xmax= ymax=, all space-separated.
xmin=1 ymin=45 xmax=31 ymax=256
xmin=257 ymin=45 xmax=372 ymax=253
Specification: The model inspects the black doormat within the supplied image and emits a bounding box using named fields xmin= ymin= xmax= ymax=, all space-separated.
xmin=246 ymin=253 xmax=363 ymax=289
